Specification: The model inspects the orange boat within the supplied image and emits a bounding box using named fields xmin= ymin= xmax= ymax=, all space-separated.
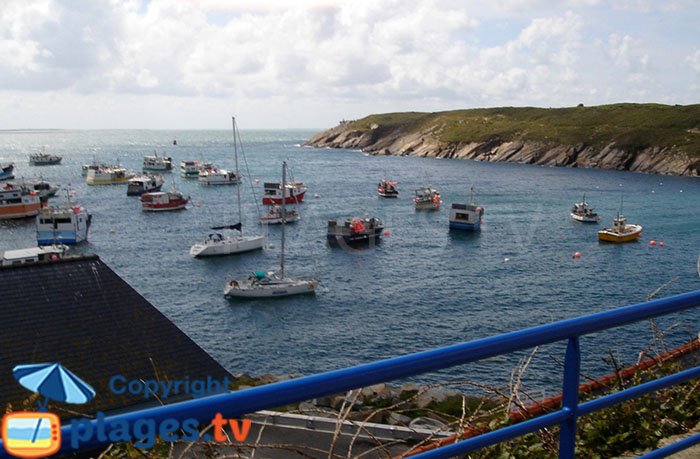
xmin=0 ymin=183 xmax=41 ymax=219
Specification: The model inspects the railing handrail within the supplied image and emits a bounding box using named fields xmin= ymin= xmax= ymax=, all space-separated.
xmin=2 ymin=289 xmax=699 ymax=458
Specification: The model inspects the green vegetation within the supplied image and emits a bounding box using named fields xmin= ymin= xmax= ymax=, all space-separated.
xmin=348 ymin=104 xmax=700 ymax=157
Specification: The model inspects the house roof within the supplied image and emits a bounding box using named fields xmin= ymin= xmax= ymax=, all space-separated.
xmin=0 ymin=255 xmax=231 ymax=417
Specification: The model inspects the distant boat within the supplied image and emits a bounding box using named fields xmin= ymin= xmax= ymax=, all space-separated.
xmin=140 ymin=190 xmax=190 ymax=212
xmin=413 ymin=186 xmax=441 ymax=210
xmin=198 ymin=167 xmax=241 ymax=185
xmin=180 ymin=160 xmax=212 ymax=178
xmin=449 ymin=187 xmax=483 ymax=231
xmin=189 ymin=117 xmax=265 ymax=257
xmin=0 ymin=183 xmax=41 ymax=219
xmin=13 ymin=178 xmax=59 ymax=200
xmin=143 ymin=153 xmax=173 ymax=172
xmin=262 ymin=181 xmax=307 ymax=205
xmin=327 ymin=217 xmax=384 ymax=246
xmin=36 ymin=199 xmax=91 ymax=245
xmin=225 ymin=161 xmax=318 ymax=298
xmin=127 ymin=174 xmax=164 ymax=196
xmin=0 ymin=163 xmax=15 ymax=181
xmin=29 ymin=151 xmax=62 ymax=166
xmin=86 ymin=166 xmax=132 ymax=185
xmin=378 ymin=179 xmax=399 ymax=198
xmin=570 ymin=193 xmax=600 ymax=223
xmin=260 ymin=204 xmax=300 ymax=225
xmin=1 ymin=245 xmax=69 ymax=266
xmin=598 ymin=214 xmax=642 ymax=243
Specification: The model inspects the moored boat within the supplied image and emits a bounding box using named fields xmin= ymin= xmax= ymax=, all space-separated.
xmin=449 ymin=187 xmax=484 ymax=231
xmin=571 ymin=193 xmax=600 ymax=223
xmin=143 ymin=153 xmax=173 ymax=171
xmin=598 ymin=214 xmax=642 ymax=243
xmin=86 ymin=166 xmax=132 ymax=185
xmin=260 ymin=205 xmax=300 ymax=225
xmin=13 ymin=178 xmax=59 ymax=200
xmin=1 ymin=245 xmax=69 ymax=266
xmin=127 ymin=174 xmax=164 ymax=196
xmin=140 ymin=190 xmax=190 ymax=211
xmin=180 ymin=160 xmax=213 ymax=178
xmin=378 ymin=179 xmax=399 ymax=198
xmin=0 ymin=183 xmax=41 ymax=219
xmin=327 ymin=216 xmax=384 ymax=246
xmin=198 ymin=167 xmax=241 ymax=185
xmin=0 ymin=163 xmax=15 ymax=181
xmin=29 ymin=151 xmax=62 ymax=166
xmin=36 ymin=204 xmax=91 ymax=245
xmin=413 ymin=186 xmax=441 ymax=210
xmin=262 ymin=181 xmax=306 ymax=204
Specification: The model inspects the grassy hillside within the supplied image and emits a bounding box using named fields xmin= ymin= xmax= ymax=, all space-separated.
xmin=348 ymin=104 xmax=700 ymax=157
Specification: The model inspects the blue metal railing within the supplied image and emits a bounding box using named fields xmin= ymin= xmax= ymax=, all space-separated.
xmin=3 ymin=289 xmax=700 ymax=458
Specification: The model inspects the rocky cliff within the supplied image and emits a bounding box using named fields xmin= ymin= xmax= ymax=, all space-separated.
xmin=305 ymin=106 xmax=700 ymax=176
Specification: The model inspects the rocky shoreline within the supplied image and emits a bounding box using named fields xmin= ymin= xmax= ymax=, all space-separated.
xmin=305 ymin=122 xmax=700 ymax=176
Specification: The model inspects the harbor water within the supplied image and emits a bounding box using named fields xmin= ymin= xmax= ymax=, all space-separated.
xmin=1 ymin=128 xmax=699 ymax=396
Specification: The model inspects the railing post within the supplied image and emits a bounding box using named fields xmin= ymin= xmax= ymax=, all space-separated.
xmin=559 ymin=336 xmax=581 ymax=458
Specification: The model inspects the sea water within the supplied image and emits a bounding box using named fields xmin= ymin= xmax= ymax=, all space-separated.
xmin=1 ymin=129 xmax=698 ymax=396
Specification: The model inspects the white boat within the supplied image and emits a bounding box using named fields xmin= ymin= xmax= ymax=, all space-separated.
xmin=143 ymin=153 xmax=173 ymax=171
xmin=198 ymin=167 xmax=241 ymax=185
xmin=190 ymin=117 xmax=265 ymax=258
xmin=0 ymin=183 xmax=41 ymax=219
xmin=413 ymin=186 xmax=441 ymax=210
xmin=260 ymin=205 xmax=300 ymax=225
xmin=2 ymin=245 xmax=69 ymax=266
xmin=29 ymin=151 xmax=62 ymax=166
xmin=378 ymin=179 xmax=399 ymax=198
xmin=140 ymin=190 xmax=190 ymax=211
xmin=225 ymin=161 xmax=318 ymax=298
xmin=86 ymin=166 xmax=132 ymax=185
xmin=180 ymin=160 xmax=212 ymax=178
xmin=570 ymin=193 xmax=600 ymax=223
xmin=127 ymin=174 xmax=164 ymax=196
xmin=0 ymin=163 xmax=15 ymax=181
xmin=36 ymin=202 xmax=91 ymax=245
xmin=449 ymin=187 xmax=484 ymax=231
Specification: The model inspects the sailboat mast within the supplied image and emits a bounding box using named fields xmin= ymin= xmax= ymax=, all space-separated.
xmin=280 ymin=161 xmax=286 ymax=278
xmin=233 ymin=117 xmax=242 ymax=234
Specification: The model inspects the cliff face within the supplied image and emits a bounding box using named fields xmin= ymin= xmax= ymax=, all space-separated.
xmin=306 ymin=123 xmax=700 ymax=176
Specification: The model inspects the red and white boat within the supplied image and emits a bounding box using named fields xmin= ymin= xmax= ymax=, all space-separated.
xmin=0 ymin=183 xmax=42 ymax=219
xmin=140 ymin=190 xmax=190 ymax=212
xmin=262 ymin=181 xmax=306 ymax=205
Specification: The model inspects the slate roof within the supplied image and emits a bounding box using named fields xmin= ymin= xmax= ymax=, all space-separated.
xmin=0 ymin=255 xmax=231 ymax=418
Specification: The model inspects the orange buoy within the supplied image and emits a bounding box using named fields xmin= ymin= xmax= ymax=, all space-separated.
xmin=383 ymin=229 xmax=391 ymax=236
xmin=649 ymin=240 xmax=656 ymax=246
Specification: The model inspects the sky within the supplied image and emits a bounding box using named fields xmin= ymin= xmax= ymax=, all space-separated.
xmin=0 ymin=0 xmax=698 ymax=129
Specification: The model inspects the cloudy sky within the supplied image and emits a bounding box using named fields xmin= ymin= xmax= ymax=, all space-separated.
xmin=1 ymin=0 xmax=698 ymax=129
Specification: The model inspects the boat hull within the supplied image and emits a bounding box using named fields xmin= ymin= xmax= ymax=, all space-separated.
xmin=36 ymin=231 xmax=88 ymax=245
xmin=190 ymin=234 xmax=265 ymax=257
xmin=142 ymin=201 xmax=188 ymax=211
xmin=571 ymin=213 xmax=600 ymax=223
xmin=260 ymin=214 xmax=300 ymax=225
xmin=598 ymin=226 xmax=642 ymax=243
xmin=378 ymin=192 xmax=399 ymax=198
xmin=415 ymin=201 xmax=441 ymax=210
xmin=87 ymin=176 xmax=130 ymax=185
xmin=327 ymin=228 xmax=383 ymax=246
xmin=224 ymin=278 xmax=317 ymax=298
xmin=0 ymin=203 xmax=41 ymax=219
xmin=262 ymin=191 xmax=306 ymax=205
xmin=449 ymin=220 xmax=481 ymax=231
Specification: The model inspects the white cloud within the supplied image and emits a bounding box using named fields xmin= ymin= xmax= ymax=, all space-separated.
xmin=687 ymin=49 xmax=700 ymax=72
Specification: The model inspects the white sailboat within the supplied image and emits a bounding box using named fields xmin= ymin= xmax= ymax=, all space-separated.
xmin=190 ymin=117 xmax=265 ymax=257
xmin=224 ymin=161 xmax=318 ymax=298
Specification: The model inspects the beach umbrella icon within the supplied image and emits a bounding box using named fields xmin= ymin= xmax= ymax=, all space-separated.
xmin=13 ymin=363 xmax=95 ymax=411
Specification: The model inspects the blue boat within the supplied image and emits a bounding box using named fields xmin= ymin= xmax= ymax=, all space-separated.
xmin=36 ymin=204 xmax=91 ymax=245
xmin=0 ymin=163 xmax=15 ymax=181
xmin=449 ymin=187 xmax=484 ymax=231
xmin=327 ymin=217 xmax=384 ymax=246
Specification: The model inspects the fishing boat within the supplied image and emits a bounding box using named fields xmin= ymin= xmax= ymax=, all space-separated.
xmin=140 ymin=190 xmax=190 ymax=211
xmin=1 ymin=245 xmax=69 ymax=266
xmin=29 ymin=151 xmax=62 ymax=166
xmin=327 ymin=216 xmax=384 ymax=246
xmin=36 ymin=203 xmax=91 ymax=245
xmin=0 ymin=183 xmax=41 ymax=219
xmin=143 ymin=153 xmax=173 ymax=171
xmin=86 ymin=166 xmax=132 ymax=185
xmin=225 ymin=162 xmax=318 ymax=298
xmin=598 ymin=214 xmax=642 ymax=243
xmin=570 ymin=193 xmax=600 ymax=223
xmin=262 ymin=181 xmax=307 ymax=204
xmin=260 ymin=204 xmax=300 ymax=225
xmin=378 ymin=179 xmax=399 ymax=198
xmin=190 ymin=117 xmax=265 ymax=257
xmin=449 ymin=187 xmax=484 ymax=231
xmin=0 ymin=163 xmax=15 ymax=181
xmin=198 ymin=167 xmax=241 ymax=185
xmin=13 ymin=178 xmax=59 ymax=200
xmin=413 ymin=186 xmax=441 ymax=210
xmin=127 ymin=174 xmax=164 ymax=196
xmin=180 ymin=160 xmax=212 ymax=178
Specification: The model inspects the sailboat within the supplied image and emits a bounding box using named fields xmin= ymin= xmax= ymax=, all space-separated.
xmin=189 ymin=117 xmax=265 ymax=257
xmin=224 ymin=161 xmax=318 ymax=298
